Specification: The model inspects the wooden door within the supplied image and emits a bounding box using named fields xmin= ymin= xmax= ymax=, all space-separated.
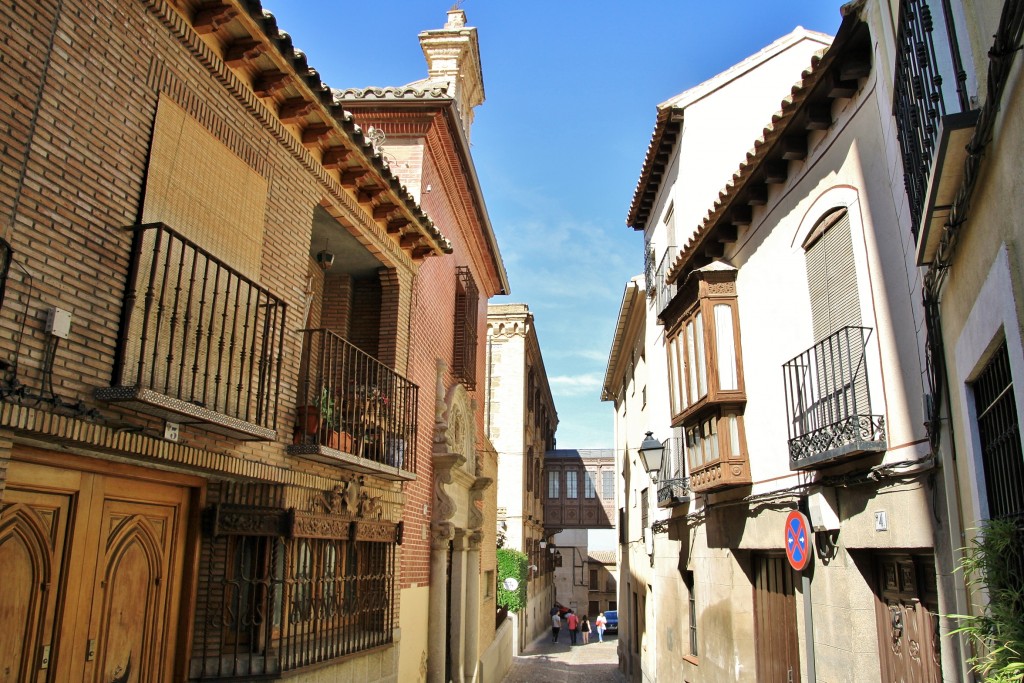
xmin=753 ymin=554 xmax=801 ymax=683
xmin=0 ymin=460 xmax=190 ymax=683
xmin=0 ymin=482 xmax=76 ymax=683
xmin=874 ymin=556 xmax=942 ymax=683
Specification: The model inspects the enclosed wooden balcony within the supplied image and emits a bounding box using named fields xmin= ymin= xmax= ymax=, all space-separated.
xmin=783 ymin=326 xmax=886 ymax=470
xmin=97 ymin=223 xmax=285 ymax=440
xmin=288 ymin=328 xmax=417 ymax=481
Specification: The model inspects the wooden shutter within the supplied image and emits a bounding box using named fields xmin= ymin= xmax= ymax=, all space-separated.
xmin=805 ymin=209 xmax=861 ymax=342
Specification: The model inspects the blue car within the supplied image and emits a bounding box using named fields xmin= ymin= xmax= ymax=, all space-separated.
xmin=604 ymin=610 xmax=618 ymax=634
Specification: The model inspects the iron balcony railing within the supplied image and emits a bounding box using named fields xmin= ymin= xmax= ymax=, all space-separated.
xmin=99 ymin=223 xmax=285 ymax=440
xmin=893 ymin=0 xmax=970 ymax=238
xmin=655 ymin=246 xmax=678 ymax=314
xmin=783 ymin=326 xmax=886 ymax=469
xmin=289 ymin=328 xmax=418 ymax=478
xmin=657 ymin=477 xmax=691 ymax=508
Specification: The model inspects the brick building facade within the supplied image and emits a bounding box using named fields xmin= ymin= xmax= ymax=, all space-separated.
xmin=0 ymin=2 xmax=504 ymax=681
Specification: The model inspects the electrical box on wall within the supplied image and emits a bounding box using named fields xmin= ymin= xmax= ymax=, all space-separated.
xmin=45 ymin=307 xmax=72 ymax=339
xmin=808 ymin=487 xmax=841 ymax=532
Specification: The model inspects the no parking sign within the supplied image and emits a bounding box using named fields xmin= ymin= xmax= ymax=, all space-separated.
xmin=785 ymin=510 xmax=812 ymax=571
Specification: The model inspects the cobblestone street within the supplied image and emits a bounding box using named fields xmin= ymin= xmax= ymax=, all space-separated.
xmin=501 ymin=634 xmax=624 ymax=683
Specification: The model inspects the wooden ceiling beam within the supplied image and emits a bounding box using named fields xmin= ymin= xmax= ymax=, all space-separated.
xmin=373 ymin=202 xmax=398 ymax=219
xmin=780 ymin=135 xmax=807 ymax=161
xmin=746 ymin=184 xmax=768 ymax=206
xmin=358 ymin=186 xmax=385 ymax=203
xmin=704 ymin=241 xmax=725 ymax=259
xmin=764 ymin=160 xmax=788 ymax=184
xmin=730 ymin=205 xmax=753 ymax=226
xmin=253 ymin=70 xmax=290 ymax=97
xmin=301 ymin=125 xmax=332 ymax=147
xmin=806 ymin=102 xmax=833 ymax=130
xmin=387 ymin=217 xmax=410 ymax=234
xmin=225 ymin=39 xmax=267 ymax=67
xmin=828 ymin=72 xmax=859 ymax=99
xmin=278 ymin=97 xmax=315 ymax=124
xmin=340 ymin=169 xmax=368 ymax=187
xmin=193 ymin=3 xmax=238 ymax=34
xmin=718 ymin=224 xmax=739 ymax=243
xmin=321 ymin=147 xmax=349 ymax=169
xmin=839 ymin=55 xmax=871 ymax=82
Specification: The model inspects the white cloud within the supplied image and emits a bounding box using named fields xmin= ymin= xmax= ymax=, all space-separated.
xmin=548 ymin=373 xmax=604 ymax=396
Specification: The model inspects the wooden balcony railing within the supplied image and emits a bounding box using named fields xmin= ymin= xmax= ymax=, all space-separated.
xmin=97 ymin=223 xmax=285 ymax=440
xmin=783 ymin=326 xmax=886 ymax=469
xmin=288 ymin=328 xmax=418 ymax=481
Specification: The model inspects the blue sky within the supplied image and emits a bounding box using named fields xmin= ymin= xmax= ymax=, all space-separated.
xmin=260 ymin=1 xmax=843 ymax=449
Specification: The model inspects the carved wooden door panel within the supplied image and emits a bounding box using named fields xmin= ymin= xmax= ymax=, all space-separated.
xmin=874 ymin=556 xmax=942 ymax=683
xmin=0 ymin=481 xmax=75 ymax=683
xmin=1 ymin=460 xmax=190 ymax=683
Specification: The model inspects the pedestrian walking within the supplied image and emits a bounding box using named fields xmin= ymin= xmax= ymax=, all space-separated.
xmin=595 ymin=612 xmax=607 ymax=642
xmin=551 ymin=611 xmax=561 ymax=643
xmin=566 ymin=610 xmax=579 ymax=645
xmin=580 ymin=614 xmax=592 ymax=645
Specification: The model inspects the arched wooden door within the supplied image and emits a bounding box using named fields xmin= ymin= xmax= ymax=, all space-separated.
xmin=0 ymin=459 xmax=192 ymax=682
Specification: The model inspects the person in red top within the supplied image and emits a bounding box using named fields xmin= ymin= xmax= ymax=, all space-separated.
xmin=566 ymin=610 xmax=579 ymax=645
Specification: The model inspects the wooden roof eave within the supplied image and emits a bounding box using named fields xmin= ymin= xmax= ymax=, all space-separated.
xmin=186 ymin=1 xmax=451 ymax=261
xmin=665 ymin=9 xmax=871 ymax=287
xmin=626 ymin=107 xmax=684 ymax=231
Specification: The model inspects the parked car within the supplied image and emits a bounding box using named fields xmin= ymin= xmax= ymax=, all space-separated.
xmin=604 ymin=610 xmax=618 ymax=634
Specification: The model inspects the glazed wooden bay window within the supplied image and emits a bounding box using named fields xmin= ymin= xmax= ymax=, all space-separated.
xmin=664 ymin=264 xmax=750 ymax=492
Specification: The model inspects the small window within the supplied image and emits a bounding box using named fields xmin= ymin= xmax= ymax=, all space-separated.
xmin=584 ymin=470 xmax=597 ymax=498
xmin=566 ymin=470 xmax=578 ymax=499
xmin=602 ymin=471 xmax=615 ymax=499
xmin=685 ymin=570 xmax=698 ymax=656
xmin=548 ymin=470 xmax=560 ymax=498
xmin=453 ymin=266 xmax=480 ymax=388
xmin=590 ymin=569 xmax=599 ymax=590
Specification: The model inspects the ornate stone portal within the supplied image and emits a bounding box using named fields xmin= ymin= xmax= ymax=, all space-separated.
xmin=428 ymin=359 xmax=492 ymax=683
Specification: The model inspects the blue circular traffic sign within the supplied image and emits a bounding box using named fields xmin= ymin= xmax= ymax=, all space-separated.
xmin=785 ymin=510 xmax=812 ymax=571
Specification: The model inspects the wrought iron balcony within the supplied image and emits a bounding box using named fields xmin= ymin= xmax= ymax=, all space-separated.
xmin=657 ymin=477 xmax=690 ymax=508
xmin=654 ymin=246 xmax=678 ymax=314
xmin=783 ymin=326 xmax=886 ymax=470
xmin=97 ymin=223 xmax=285 ymax=440
xmin=893 ymin=0 xmax=973 ymax=247
xmin=288 ymin=328 xmax=418 ymax=481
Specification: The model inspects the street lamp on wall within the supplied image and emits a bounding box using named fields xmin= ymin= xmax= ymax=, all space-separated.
xmin=638 ymin=431 xmax=665 ymax=483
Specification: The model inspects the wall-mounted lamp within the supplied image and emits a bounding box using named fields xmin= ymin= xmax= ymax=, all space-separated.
xmin=638 ymin=431 xmax=665 ymax=483
xmin=539 ymin=540 xmax=547 ymax=549
xmin=315 ymin=249 xmax=335 ymax=271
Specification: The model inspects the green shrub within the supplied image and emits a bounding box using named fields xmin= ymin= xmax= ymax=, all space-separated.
xmin=496 ymin=547 xmax=528 ymax=613
xmin=950 ymin=518 xmax=1024 ymax=682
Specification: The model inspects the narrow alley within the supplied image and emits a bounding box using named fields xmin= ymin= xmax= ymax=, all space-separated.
xmin=502 ymin=636 xmax=623 ymax=683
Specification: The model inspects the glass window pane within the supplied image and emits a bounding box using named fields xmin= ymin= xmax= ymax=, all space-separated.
xmin=715 ymin=304 xmax=738 ymax=391
xmin=695 ymin=311 xmax=707 ymax=398
xmin=602 ymin=470 xmax=615 ymax=499
xmin=548 ymin=471 xmax=560 ymax=498
xmin=567 ymin=470 xmax=578 ymax=498
xmin=686 ymin=321 xmax=697 ymax=404
xmin=727 ymin=414 xmax=741 ymax=458
xmin=585 ymin=470 xmax=597 ymax=498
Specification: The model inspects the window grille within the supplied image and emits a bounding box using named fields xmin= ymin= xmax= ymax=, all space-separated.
xmin=641 ymin=488 xmax=649 ymax=531
xmin=193 ymin=514 xmax=397 ymax=678
xmin=453 ymin=266 xmax=479 ymax=389
xmin=973 ymin=341 xmax=1024 ymax=520
xmin=644 ymin=245 xmax=656 ymax=297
